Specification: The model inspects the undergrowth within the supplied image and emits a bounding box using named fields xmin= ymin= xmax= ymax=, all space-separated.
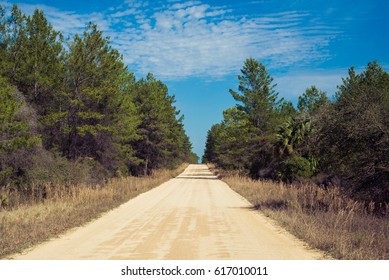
xmin=224 ymin=174 xmax=389 ymax=260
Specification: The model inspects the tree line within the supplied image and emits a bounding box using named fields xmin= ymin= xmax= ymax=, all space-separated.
xmin=0 ymin=5 xmax=198 ymax=190
xmin=203 ymin=57 xmax=389 ymax=203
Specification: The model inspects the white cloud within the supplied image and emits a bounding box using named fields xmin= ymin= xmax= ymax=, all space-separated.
xmin=276 ymin=62 xmax=389 ymax=101
xmin=110 ymin=8 xmax=138 ymax=18
xmin=2 ymin=0 xmax=340 ymax=80
xmin=109 ymin=1 xmax=338 ymax=80
xmin=275 ymin=69 xmax=348 ymax=100
xmin=0 ymin=2 xmax=108 ymax=35
xmin=125 ymin=0 xmax=148 ymax=8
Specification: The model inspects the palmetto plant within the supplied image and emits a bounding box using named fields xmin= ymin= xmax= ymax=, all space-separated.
xmin=274 ymin=115 xmax=317 ymax=181
xmin=275 ymin=115 xmax=312 ymax=157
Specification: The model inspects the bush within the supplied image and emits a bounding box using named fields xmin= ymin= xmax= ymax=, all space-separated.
xmin=26 ymin=149 xmax=109 ymax=187
xmin=277 ymin=154 xmax=316 ymax=182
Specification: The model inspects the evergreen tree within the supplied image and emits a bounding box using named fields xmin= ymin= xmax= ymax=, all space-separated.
xmin=132 ymin=74 xmax=192 ymax=174
xmin=61 ymin=23 xmax=140 ymax=175
xmin=21 ymin=8 xmax=64 ymax=107
xmin=270 ymin=86 xmax=328 ymax=182
xmin=203 ymin=58 xmax=282 ymax=175
xmin=297 ymin=86 xmax=329 ymax=115
xmin=230 ymin=58 xmax=282 ymax=176
xmin=202 ymin=123 xmax=222 ymax=164
xmin=0 ymin=77 xmax=40 ymax=186
xmin=0 ymin=5 xmax=7 ymax=69
xmin=1 ymin=4 xmax=196 ymax=188
xmin=229 ymin=57 xmax=280 ymax=131
xmin=110 ymin=72 xmax=142 ymax=176
xmin=217 ymin=107 xmax=253 ymax=170
xmin=1 ymin=5 xmax=27 ymax=83
xmin=318 ymin=61 xmax=389 ymax=201
xmin=278 ymin=100 xmax=297 ymax=119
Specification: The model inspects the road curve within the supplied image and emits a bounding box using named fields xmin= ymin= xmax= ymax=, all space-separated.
xmin=12 ymin=164 xmax=324 ymax=260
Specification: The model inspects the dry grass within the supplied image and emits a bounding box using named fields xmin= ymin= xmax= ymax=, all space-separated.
xmin=224 ymin=174 xmax=389 ymax=260
xmin=0 ymin=165 xmax=187 ymax=258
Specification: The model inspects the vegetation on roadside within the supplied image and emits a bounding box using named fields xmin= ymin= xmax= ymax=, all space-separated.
xmin=0 ymin=4 xmax=198 ymax=205
xmin=203 ymin=57 xmax=389 ymax=205
xmin=203 ymin=57 xmax=388 ymax=260
xmin=223 ymin=173 xmax=389 ymax=259
xmin=0 ymin=164 xmax=187 ymax=258
xmin=0 ymin=5 xmax=197 ymax=257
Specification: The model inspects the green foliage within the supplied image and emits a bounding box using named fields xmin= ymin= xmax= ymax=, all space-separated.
xmin=132 ymin=74 xmax=194 ymax=174
xmin=0 ymin=5 xmax=27 ymax=83
xmin=209 ymin=107 xmax=253 ymax=170
xmin=0 ymin=77 xmax=40 ymax=186
xmin=187 ymin=151 xmax=200 ymax=164
xmin=275 ymin=116 xmax=313 ymax=158
xmin=202 ymin=123 xmax=222 ymax=164
xmin=278 ymin=100 xmax=297 ymax=119
xmin=204 ymin=58 xmax=285 ymax=177
xmin=298 ymin=86 xmax=329 ymax=115
xmin=229 ymin=57 xmax=280 ymax=131
xmin=205 ymin=58 xmax=389 ymax=202
xmin=1 ymin=5 xmax=196 ymax=191
xmin=273 ymin=115 xmax=318 ymax=181
xmin=317 ymin=61 xmax=389 ymax=201
xmin=0 ymin=78 xmax=40 ymax=151
xmin=0 ymin=6 xmax=7 ymax=68
xmin=0 ymin=193 xmax=9 ymax=208
xmin=276 ymin=153 xmax=316 ymax=182
xmin=56 ymin=23 xmax=142 ymax=176
xmin=22 ymin=8 xmax=64 ymax=105
xmin=110 ymin=73 xmax=142 ymax=175
xmin=26 ymin=149 xmax=109 ymax=186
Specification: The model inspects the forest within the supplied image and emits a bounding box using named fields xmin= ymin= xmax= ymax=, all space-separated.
xmin=203 ymin=57 xmax=389 ymax=204
xmin=0 ymin=5 xmax=198 ymax=194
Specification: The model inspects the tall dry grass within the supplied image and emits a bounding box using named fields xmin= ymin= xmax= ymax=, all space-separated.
xmin=224 ymin=174 xmax=389 ymax=259
xmin=0 ymin=165 xmax=187 ymax=258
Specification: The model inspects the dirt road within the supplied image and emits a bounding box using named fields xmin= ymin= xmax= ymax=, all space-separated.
xmin=13 ymin=164 xmax=324 ymax=260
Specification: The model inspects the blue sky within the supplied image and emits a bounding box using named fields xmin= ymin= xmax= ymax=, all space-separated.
xmin=2 ymin=0 xmax=388 ymax=157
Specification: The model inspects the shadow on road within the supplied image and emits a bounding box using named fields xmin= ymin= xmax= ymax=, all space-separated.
xmin=175 ymin=176 xmax=219 ymax=180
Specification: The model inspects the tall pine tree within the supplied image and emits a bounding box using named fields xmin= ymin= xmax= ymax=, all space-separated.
xmin=61 ymin=23 xmax=139 ymax=175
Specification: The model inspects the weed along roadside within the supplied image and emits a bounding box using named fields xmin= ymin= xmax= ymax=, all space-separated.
xmin=223 ymin=173 xmax=389 ymax=260
xmin=0 ymin=164 xmax=188 ymax=259
xmin=8 ymin=164 xmax=325 ymax=260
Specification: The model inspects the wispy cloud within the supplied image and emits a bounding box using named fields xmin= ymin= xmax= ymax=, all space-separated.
xmin=1 ymin=0 xmax=340 ymax=80
xmin=110 ymin=8 xmax=138 ymax=18
xmin=110 ymin=1 xmax=339 ymax=79
xmin=276 ymin=63 xmax=389 ymax=101
xmin=0 ymin=1 xmax=105 ymax=34
xmin=276 ymin=69 xmax=348 ymax=100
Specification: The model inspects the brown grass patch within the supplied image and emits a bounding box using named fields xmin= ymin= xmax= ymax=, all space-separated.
xmin=0 ymin=165 xmax=187 ymax=258
xmin=224 ymin=174 xmax=389 ymax=259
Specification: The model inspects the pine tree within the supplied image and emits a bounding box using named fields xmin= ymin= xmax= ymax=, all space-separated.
xmin=297 ymin=86 xmax=329 ymax=115
xmin=318 ymin=61 xmax=389 ymax=201
xmin=0 ymin=5 xmax=7 ymax=70
xmin=229 ymin=57 xmax=280 ymax=131
xmin=218 ymin=107 xmax=253 ymax=170
xmin=61 ymin=23 xmax=140 ymax=175
xmin=0 ymin=77 xmax=40 ymax=186
xmin=1 ymin=5 xmax=27 ymax=84
xmin=21 ymin=8 xmax=64 ymax=107
xmin=132 ymin=74 xmax=191 ymax=174
xmin=202 ymin=123 xmax=222 ymax=164
xmin=229 ymin=58 xmax=282 ymax=176
xmin=110 ymin=72 xmax=141 ymax=176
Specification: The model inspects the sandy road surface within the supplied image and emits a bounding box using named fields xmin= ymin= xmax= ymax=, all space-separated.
xmin=12 ymin=164 xmax=324 ymax=260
